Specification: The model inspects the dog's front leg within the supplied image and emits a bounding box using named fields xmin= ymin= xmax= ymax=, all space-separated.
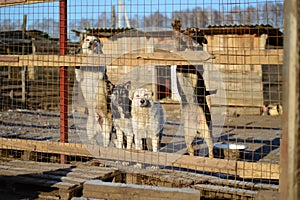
xmin=151 ymin=133 xmax=160 ymax=152
xmin=95 ymin=110 xmax=112 ymax=147
xmin=115 ymin=128 xmax=124 ymax=148
xmin=75 ymin=68 xmax=84 ymax=82
xmin=86 ymin=110 xmax=97 ymax=144
xmin=197 ymin=106 xmax=214 ymax=158
xmin=182 ymin=105 xmax=198 ymax=156
xmin=126 ymin=132 xmax=134 ymax=149
xmin=102 ymin=115 xmax=112 ymax=147
xmin=132 ymin=120 xmax=142 ymax=150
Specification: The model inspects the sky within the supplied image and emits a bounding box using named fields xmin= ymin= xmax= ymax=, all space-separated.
xmin=1 ymin=0 xmax=277 ymax=21
xmin=0 ymin=0 xmax=283 ymax=39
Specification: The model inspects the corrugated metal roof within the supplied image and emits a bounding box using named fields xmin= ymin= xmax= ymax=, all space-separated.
xmin=83 ymin=24 xmax=282 ymax=37
xmin=207 ymin=24 xmax=274 ymax=28
xmin=84 ymin=27 xmax=174 ymax=38
xmin=203 ymin=24 xmax=283 ymax=36
xmin=84 ymin=27 xmax=134 ymax=37
xmin=85 ymin=27 xmax=133 ymax=32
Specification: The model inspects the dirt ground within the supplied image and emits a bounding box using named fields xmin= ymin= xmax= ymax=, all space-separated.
xmin=0 ymin=103 xmax=282 ymax=162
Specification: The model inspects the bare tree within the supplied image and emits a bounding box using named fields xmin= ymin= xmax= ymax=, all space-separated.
xmin=143 ymin=11 xmax=169 ymax=27
xmin=230 ymin=6 xmax=243 ymax=24
xmin=212 ymin=10 xmax=221 ymax=25
xmin=0 ymin=19 xmax=20 ymax=30
xmin=273 ymin=3 xmax=283 ymax=27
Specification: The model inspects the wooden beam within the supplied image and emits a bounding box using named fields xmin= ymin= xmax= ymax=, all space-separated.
xmin=0 ymin=51 xmax=213 ymax=67
xmin=172 ymin=155 xmax=236 ymax=174
xmin=0 ymin=137 xmax=280 ymax=180
xmin=236 ymin=161 xmax=280 ymax=180
xmin=0 ymin=137 xmax=181 ymax=166
xmin=172 ymin=155 xmax=280 ymax=180
xmin=0 ymin=0 xmax=57 ymax=7
xmin=0 ymin=56 xmax=19 ymax=62
xmin=212 ymin=49 xmax=283 ymax=65
xmin=0 ymin=50 xmax=283 ymax=68
xmin=83 ymin=180 xmax=201 ymax=200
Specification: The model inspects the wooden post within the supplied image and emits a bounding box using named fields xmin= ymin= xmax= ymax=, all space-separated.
xmin=21 ymin=66 xmax=26 ymax=102
xmin=59 ymin=0 xmax=68 ymax=164
xmin=28 ymin=38 xmax=36 ymax=80
xmin=22 ymin=14 xmax=27 ymax=55
xmin=280 ymin=0 xmax=299 ymax=199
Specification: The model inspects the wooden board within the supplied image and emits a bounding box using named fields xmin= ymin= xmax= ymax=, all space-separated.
xmin=0 ymin=50 xmax=283 ymax=67
xmin=211 ymin=96 xmax=263 ymax=107
xmin=211 ymin=106 xmax=262 ymax=116
xmin=0 ymin=51 xmax=213 ymax=67
xmin=172 ymin=155 xmax=280 ymax=179
xmin=0 ymin=137 xmax=181 ymax=166
xmin=212 ymin=50 xmax=283 ymax=65
xmin=0 ymin=0 xmax=56 ymax=7
xmin=83 ymin=180 xmax=201 ymax=200
xmin=236 ymin=161 xmax=280 ymax=179
xmin=254 ymin=190 xmax=280 ymax=200
xmin=172 ymin=155 xmax=237 ymax=174
xmin=193 ymin=184 xmax=258 ymax=199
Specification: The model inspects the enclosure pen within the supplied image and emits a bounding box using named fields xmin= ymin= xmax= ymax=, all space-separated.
xmin=0 ymin=0 xmax=290 ymax=199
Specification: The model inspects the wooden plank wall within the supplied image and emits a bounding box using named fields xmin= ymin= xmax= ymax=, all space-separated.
xmin=0 ymin=66 xmax=75 ymax=110
xmin=205 ymin=63 xmax=264 ymax=107
xmin=203 ymin=34 xmax=283 ymax=114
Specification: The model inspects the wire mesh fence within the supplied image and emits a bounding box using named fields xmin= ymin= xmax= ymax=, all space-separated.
xmin=0 ymin=0 xmax=284 ymax=199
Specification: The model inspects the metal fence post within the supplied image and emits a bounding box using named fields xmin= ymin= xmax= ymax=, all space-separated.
xmin=59 ymin=0 xmax=68 ymax=164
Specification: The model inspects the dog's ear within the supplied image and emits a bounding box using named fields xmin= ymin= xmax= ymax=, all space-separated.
xmin=124 ymin=81 xmax=131 ymax=90
xmin=94 ymin=38 xmax=103 ymax=47
xmin=129 ymin=88 xmax=135 ymax=100
xmin=129 ymin=91 xmax=134 ymax=100
xmin=147 ymin=91 xmax=154 ymax=97
xmin=106 ymin=80 xmax=115 ymax=92
xmin=75 ymin=46 xmax=82 ymax=54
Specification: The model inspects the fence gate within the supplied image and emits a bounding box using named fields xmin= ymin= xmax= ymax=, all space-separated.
xmin=0 ymin=0 xmax=285 ymax=199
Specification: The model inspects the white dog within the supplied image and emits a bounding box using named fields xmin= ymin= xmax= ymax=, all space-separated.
xmin=75 ymin=35 xmax=112 ymax=146
xmin=130 ymin=88 xmax=165 ymax=152
xmin=81 ymin=35 xmax=103 ymax=55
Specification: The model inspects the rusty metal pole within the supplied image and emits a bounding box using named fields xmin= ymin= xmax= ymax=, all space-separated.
xmin=59 ymin=0 xmax=68 ymax=164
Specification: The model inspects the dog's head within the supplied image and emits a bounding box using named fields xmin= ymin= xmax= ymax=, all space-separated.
xmin=131 ymin=88 xmax=153 ymax=107
xmin=172 ymin=19 xmax=182 ymax=31
xmin=111 ymin=81 xmax=131 ymax=118
xmin=81 ymin=35 xmax=103 ymax=55
xmin=183 ymin=27 xmax=208 ymax=47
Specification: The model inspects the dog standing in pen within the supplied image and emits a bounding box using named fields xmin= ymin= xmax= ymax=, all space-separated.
xmin=111 ymin=81 xmax=134 ymax=149
xmin=130 ymin=87 xmax=165 ymax=152
xmin=172 ymin=19 xmax=214 ymax=157
xmin=75 ymin=35 xmax=113 ymax=146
